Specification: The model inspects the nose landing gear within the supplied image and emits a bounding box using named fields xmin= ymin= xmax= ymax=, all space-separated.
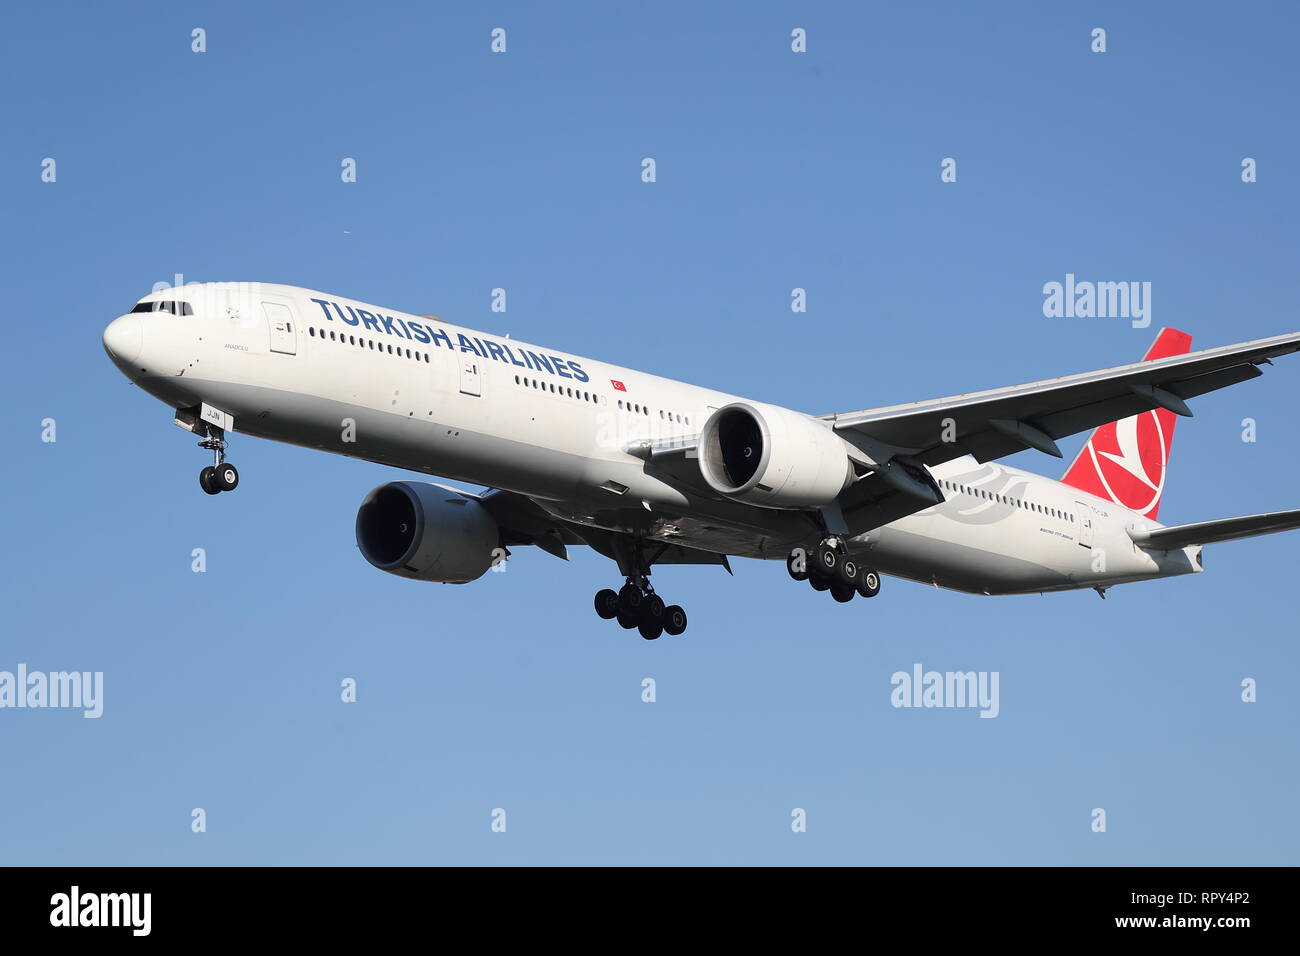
xmin=197 ymin=427 xmax=239 ymax=495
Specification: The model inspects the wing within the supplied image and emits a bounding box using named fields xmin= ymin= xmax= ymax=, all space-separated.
xmin=1130 ymin=510 xmax=1300 ymax=550
xmin=477 ymin=487 xmax=730 ymax=570
xmin=825 ymin=331 xmax=1300 ymax=468
xmin=475 ymin=488 xmax=585 ymax=560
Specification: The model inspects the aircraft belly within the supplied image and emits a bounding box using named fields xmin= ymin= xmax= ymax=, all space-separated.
xmin=866 ymin=507 xmax=1079 ymax=594
xmin=868 ymin=523 xmax=1073 ymax=594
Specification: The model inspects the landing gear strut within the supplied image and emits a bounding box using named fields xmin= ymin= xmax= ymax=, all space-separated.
xmin=197 ymin=427 xmax=239 ymax=495
xmin=788 ymin=538 xmax=881 ymax=603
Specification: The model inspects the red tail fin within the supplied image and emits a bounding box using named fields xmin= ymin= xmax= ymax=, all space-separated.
xmin=1059 ymin=328 xmax=1193 ymax=520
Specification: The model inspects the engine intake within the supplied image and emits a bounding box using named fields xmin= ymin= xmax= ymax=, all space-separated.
xmin=699 ymin=402 xmax=853 ymax=509
xmin=355 ymin=481 xmax=500 ymax=583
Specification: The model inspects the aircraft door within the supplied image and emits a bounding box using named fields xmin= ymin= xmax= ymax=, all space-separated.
xmin=1074 ymin=501 xmax=1093 ymax=549
xmin=264 ymin=302 xmax=297 ymax=355
xmin=459 ymin=353 xmax=481 ymax=396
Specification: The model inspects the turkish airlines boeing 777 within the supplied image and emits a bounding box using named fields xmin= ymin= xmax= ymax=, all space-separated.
xmin=102 ymin=283 xmax=1300 ymax=638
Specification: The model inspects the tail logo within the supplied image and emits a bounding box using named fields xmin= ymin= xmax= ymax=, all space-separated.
xmin=1081 ymin=408 xmax=1170 ymax=518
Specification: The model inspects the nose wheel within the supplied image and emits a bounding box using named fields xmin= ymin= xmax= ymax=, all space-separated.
xmin=197 ymin=427 xmax=239 ymax=495
xmin=593 ymin=580 xmax=687 ymax=639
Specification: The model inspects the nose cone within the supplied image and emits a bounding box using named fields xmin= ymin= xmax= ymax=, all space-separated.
xmin=102 ymin=313 xmax=143 ymax=371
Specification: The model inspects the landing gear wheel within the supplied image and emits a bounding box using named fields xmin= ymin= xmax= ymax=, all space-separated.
xmin=663 ymin=605 xmax=688 ymax=636
xmin=856 ymin=568 xmax=881 ymax=599
xmin=838 ymin=557 xmax=860 ymax=589
xmin=616 ymin=612 xmax=639 ymax=630
xmin=786 ymin=548 xmax=809 ymax=582
xmin=594 ymin=589 xmax=620 ymax=620
xmin=215 ymin=462 xmax=239 ymax=492
xmin=638 ymin=619 xmax=663 ymax=640
xmin=199 ymin=466 xmax=221 ymax=495
xmin=809 ymin=575 xmax=831 ymax=592
xmin=830 ymin=582 xmax=856 ymax=603
xmin=618 ymin=583 xmax=644 ymax=617
xmin=197 ymin=427 xmax=233 ymax=494
xmin=814 ymin=541 xmax=840 ymax=579
xmin=642 ymin=593 xmax=665 ymax=625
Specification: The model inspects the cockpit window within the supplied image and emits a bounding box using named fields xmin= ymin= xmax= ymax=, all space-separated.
xmin=130 ymin=300 xmax=193 ymax=315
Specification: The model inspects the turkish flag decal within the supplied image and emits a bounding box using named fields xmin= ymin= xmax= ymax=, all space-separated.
xmin=611 ymin=380 xmax=627 ymax=392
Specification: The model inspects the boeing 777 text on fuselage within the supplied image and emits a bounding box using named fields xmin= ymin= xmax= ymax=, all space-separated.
xmin=102 ymin=282 xmax=1300 ymax=639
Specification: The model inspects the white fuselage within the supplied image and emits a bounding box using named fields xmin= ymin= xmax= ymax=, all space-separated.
xmin=103 ymin=282 xmax=1201 ymax=595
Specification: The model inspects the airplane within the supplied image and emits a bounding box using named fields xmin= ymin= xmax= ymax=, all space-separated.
xmin=102 ymin=282 xmax=1300 ymax=639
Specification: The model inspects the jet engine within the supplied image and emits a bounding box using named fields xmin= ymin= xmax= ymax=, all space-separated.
xmin=355 ymin=481 xmax=500 ymax=583
xmin=698 ymin=401 xmax=854 ymax=509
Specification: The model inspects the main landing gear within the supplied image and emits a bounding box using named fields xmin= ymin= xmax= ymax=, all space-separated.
xmin=787 ymin=539 xmax=881 ymax=604
xmin=593 ymin=579 xmax=688 ymax=640
xmin=196 ymin=427 xmax=239 ymax=495
xmin=595 ymin=537 xmax=689 ymax=640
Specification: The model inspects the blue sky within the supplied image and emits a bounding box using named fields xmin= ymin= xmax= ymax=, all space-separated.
xmin=3 ymin=1 xmax=1297 ymax=865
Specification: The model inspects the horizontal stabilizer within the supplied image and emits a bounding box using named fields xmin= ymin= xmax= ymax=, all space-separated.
xmin=1128 ymin=509 xmax=1300 ymax=550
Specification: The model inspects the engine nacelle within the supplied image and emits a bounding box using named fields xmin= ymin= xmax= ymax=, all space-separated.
xmin=355 ymin=481 xmax=500 ymax=583
xmin=698 ymin=401 xmax=854 ymax=509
